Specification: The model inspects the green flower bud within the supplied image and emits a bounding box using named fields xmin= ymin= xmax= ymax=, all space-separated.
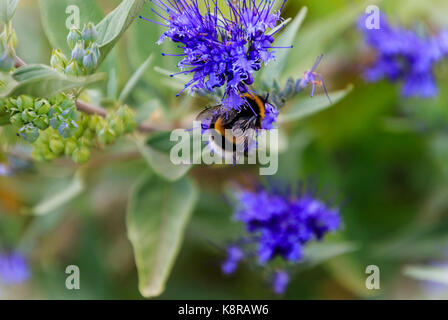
xmin=50 ymin=49 xmax=68 ymax=71
xmin=67 ymin=28 xmax=82 ymax=49
xmin=107 ymin=114 xmax=124 ymax=136
xmin=10 ymin=113 xmax=23 ymax=127
xmin=16 ymin=95 xmax=34 ymax=110
xmin=81 ymin=22 xmax=98 ymax=43
xmin=88 ymin=115 xmax=100 ymax=131
xmin=79 ymin=135 xmax=92 ymax=147
xmin=117 ymin=105 xmax=137 ymax=133
xmin=48 ymin=93 xmax=65 ymax=105
xmin=19 ymin=124 xmax=39 ymax=143
xmin=60 ymin=98 xmax=75 ymax=110
xmin=36 ymin=100 xmax=51 ymax=115
xmin=98 ymin=127 xmax=116 ymax=145
xmin=8 ymin=29 xmax=18 ymax=49
xmin=49 ymin=136 xmax=65 ymax=155
xmin=5 ymin=98 xmax=17 ymax=112
xmin=64 ymin=138 xmax=77 ymax=156
xmin=72 ymin=147 xmax=90 ymax=164
xmin=65 ymin=60 xmax=80 ymax=76
xmin=82 ymin=128 xmax=94 ymax=140
xmin=74 ymin=123 xmax=86 ymax=138
xmin=33 ymin=116 xmax=50 ymax=130
xmin=281 ymin=78 xmax=295 ymax=98
xmin=21 ymin=110 xmax=36 ymax=123
xmin=41 ymin=145 xmax=57 ymax=160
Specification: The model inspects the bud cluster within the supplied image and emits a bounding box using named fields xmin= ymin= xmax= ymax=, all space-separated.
xmin=0 ymin=22 xmax=18 ymax=72
xmin=0 ymin=94 xmax=78 ymax=143
xmin=50 ymin=22 xmax=100 ymax=75
xmin=32 ymin=105 xmax=136 ymax=164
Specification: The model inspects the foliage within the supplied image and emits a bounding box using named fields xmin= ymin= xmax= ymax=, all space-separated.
xmin=1 ymin=0 xmax=448 ymax=300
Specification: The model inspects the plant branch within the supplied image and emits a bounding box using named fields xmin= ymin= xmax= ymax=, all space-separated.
xmin=13 ymin=55 xmax=168 ymax=133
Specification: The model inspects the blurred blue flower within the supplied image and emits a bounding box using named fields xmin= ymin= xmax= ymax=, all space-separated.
xmin=0 ymin=251 xmax=30 ymax=285
xmin=222 ymin=182 xmax=341 ymax=294
xmin=235 ymin=187 xmax=340 ymax=264
xmin=221 ymin=246 xmax=244 ymax=275
xmin=142 ymin=0 xmax=288 ymax=110
xmin=272 ymin=270 xmax=289 ymax=295
xmin=359 ymin=13 xmax=447 ymax=98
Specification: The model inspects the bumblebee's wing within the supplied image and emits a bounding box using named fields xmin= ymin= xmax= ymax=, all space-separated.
xmin=196 ymin=105 xmax=222 ymax=122
xmin=219 ymin=108 xmax=243 ymax=127
xmin=231 ymin=116 xmax=258 ymax=153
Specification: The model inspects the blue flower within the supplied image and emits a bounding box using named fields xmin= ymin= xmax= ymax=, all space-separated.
xmin=359 ymin=13 xmax=447 ymax=98
xmin=297 ymin=54 xmax=331 ymax=101
xmin=261 ymin=102 xmax=279 ymax=130
xmin=71 ymin=41 xmax=85 ymax=63
xmin=0 ymin=251 xmax=30 ymax=285
xmin=142 ymin=0 xmax=288 ymax=110
xmin=221 ymin=246 xmax=244 ymax=275
xmin=272 ymin=270 xmax=289 ymax=295
xmin=81 ymin=22 xmax=98 ymax=43
xmin=234 ymin=187 xmax=340 ymax=264
xmin=222 ymin=182 xmax=342 ymax=293
xmin=82 ymin=50 xmax=98 ymax=71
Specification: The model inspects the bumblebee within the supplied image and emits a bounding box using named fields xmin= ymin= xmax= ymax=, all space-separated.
xmin=197 ymin=93 xmax=276 ymax=162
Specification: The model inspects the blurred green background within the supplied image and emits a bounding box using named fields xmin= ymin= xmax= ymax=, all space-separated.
xmin=2 ymin=0 xmax=448 ymax=299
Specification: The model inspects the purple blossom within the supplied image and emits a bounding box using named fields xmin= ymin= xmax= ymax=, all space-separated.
xmin=234 ymin=187 xmax=340 ymax=264
xmin=0 ymin=252 xmax=30 ymax=285
xmin=261 ymin=102 xmax=279 ymax=130
xmin=297 ymin=54 xmax=331 ymax=102
xmin=272 ymin=270 xmax=289 ymax=295
xmin=221 ymin=246 xmax=244 ymax=275
xmin=142 ymin=0 xmax=288 ymax=110
xmin=222 ymin=182 xmax=342 ymax=293
xmin=359 ymin=13 xmax=448 ymax=98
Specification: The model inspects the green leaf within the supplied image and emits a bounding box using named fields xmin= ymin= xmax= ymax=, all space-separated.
xmin=404 ymin=265 xmax=448 ymax=285
xmin=118 ymin=55 xmax=152 ymax=103
xmin=0 ymin=112 xmax=9 ymax=125
xmin=95 ymin=0 xmax=146 ymax=67
xmin=0 ymin=71 xmax=16 ymax=96
xmin=261 ymin=7 xmax=307 ymax=86
xmin=278 ymin=84 xmax=353 ymax=123
xmin=3 ymin=64 xmax=105 ymax=97
xmin=127 ymin=172 xmax=199 ymax=298
xmin=283 ymin=3 xmax=365 ymax=80
xmin=32 ymin=170 xmax=85 ymax=216
xmin=39 ymin=0 xmax=104 ymax=56
xmin=0 ymin=0 xmax=20 ymax=23
xmin=303 ymin=242 xmax=359 ymax=268
xmin=135 ymin=132 xmax=198 ymax=182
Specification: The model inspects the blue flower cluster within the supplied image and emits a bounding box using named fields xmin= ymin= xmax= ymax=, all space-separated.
xmin=261 ymin=101 xmax=279 ymax=130
xmin=0 ymin=251 xmax=30 ymax=285
xmin=222 ymin=184 xmax=341 ymax=294
xmin=143 ymin=0 xmax=287 ymax=110
xmin=359 ymin=13 xmax=448 ymax=98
